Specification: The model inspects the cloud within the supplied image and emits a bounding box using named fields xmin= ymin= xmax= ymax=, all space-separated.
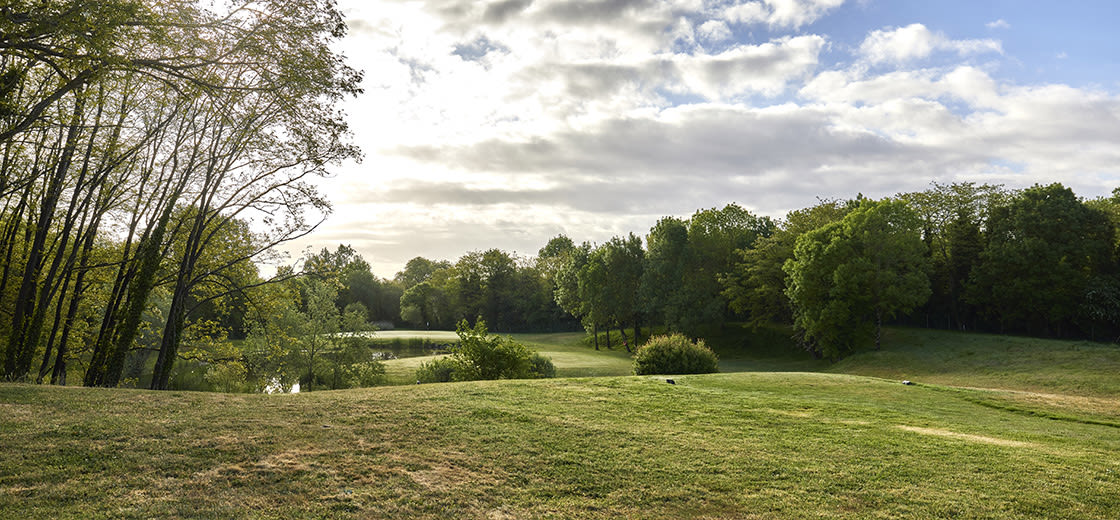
xmin=859 ymin=23 xmax=1002 ymax=65
xmin=723 ymin=0 xmax=846 ymax=29
xmin=390 ymin=103 xmax=962 ymax=208
xmin=513 ymin=35 xmax=825 ymax=105
xmin=698 ymin=20 xmax=733 ymax=43
xmin=986 ymin=19 xmax=1010 ymax=30
xmin=674 ymin=36 xmax=826 ymax=98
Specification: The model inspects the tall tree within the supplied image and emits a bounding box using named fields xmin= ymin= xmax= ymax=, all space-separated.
xmin=148 ymin=0 xmax=361 ymax=390
xmin=640 ymin=217 xmax=689 ymax=331
xmin=722 ymin=200 xmax=848 ymax=329
xmin=785 ymin=199 xmax=930 ymax=359
xmin=967 ymin=183 xmax=1114 ymax=336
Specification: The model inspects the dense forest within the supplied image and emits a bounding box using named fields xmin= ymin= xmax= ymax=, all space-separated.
xmin=4 ymin=2 xmax=1120 ymax=392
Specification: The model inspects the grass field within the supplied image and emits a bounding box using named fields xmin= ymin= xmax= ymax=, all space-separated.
xmin=2 ymin=373 xmax=1118 ymax=518
xmin=3 ymin=327 xmax=1120 ymax=518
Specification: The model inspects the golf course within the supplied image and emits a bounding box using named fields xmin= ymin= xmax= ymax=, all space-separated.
xmin=3 ymin=327 xmax=1119 ymax=519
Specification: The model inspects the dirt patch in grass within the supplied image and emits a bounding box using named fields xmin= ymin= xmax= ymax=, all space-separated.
xmin=896 ymin=425 xmax=1034 ymax=448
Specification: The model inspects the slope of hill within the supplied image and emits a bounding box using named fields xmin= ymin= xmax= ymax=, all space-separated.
xmin=3 ymin=370 xmax=1119 ymax=518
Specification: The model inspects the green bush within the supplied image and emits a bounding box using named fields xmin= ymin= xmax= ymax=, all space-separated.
xmin=528 ymin=352 xmax=556 ymax=379
xmin=415 ymin=357 xmax=462 ymax=383
xmin=415 ymin=319 xmax=555 ymax=383
xmin=347 ymin=361 xmax=387 ymax=387
xmin=633 ymin=334 xmax=719 ymax=375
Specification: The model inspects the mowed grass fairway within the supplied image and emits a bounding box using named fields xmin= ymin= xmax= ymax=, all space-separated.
xmin=4 ymin=328 xmax=1120 ymax=518
xmin=3 ymin=372 xmax=1120 ymax=519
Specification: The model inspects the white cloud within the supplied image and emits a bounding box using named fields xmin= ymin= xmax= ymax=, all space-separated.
xmin=986 ymin=19 xmax=1010 ymax=30
xmin=860 ymin=23 xmax=1002 ymax=65
xmin=698 ymin=20 xmax=733 ymax=43
xmin=673 ymin=35 xmax=826 ymax=98
xmin=723 ymin=0 xmax=845 ymax=29
xmin=801 ymin=65 xmax=1001 ymax=109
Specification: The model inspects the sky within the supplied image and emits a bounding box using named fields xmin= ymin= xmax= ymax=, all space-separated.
xmin=289 ymin=0 xmax=1120 ymax=279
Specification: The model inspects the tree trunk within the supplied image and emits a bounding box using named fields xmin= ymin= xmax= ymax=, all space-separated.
xmin=151 ymin=206 xmax=208 ymax=390
xmin=875 ymin=309 xmax=883 ymax=350
xmin=102 ymin=188 xmax=180 ymax=387
xmin=5 ymin=96 xmax=84 ymax=380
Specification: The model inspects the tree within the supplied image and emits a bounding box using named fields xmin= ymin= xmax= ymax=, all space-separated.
xmin=595 ymin=234 xmax=644 ymax=350
xmin=640 ymin=217 xmax=690 ymax=331
xmin=899 ymin=182 xmax=1006 ymax=330
xmin=722 ymin=200 xmax=848 ymax=329
xmin=394 ymin=256 xmax=452 ymax=290
xmin=785 ymin=199 xmax=930 ymax=359
xmin=679 ymin=204 xmax=774 ymax=333
xmin=967 ymin=183 xmax=1114 ymax=336
xmin=554 ymin=242 xmax=596 ymax=346
xmin=147 ymin=0 xmax=362 ymax=390
xmin=399 ymin=281 xmax=444 ymax=328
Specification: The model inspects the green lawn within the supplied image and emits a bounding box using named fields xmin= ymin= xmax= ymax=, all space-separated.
xmin=380 ymin=326 xmax=1120 ymax=401
xmin=348 ymin=330 xmax=460 ymax=342
xmin=2 ymin=372 xmax=1118 ymax=518
xmin=5 ymin=327 xmax=1120 ymax=518
xmin=830 ymin=327 xmax=1120 ymax=397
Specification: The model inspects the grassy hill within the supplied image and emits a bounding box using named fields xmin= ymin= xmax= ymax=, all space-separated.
xmin=3 ymin=328 xmax=1120 ymax=518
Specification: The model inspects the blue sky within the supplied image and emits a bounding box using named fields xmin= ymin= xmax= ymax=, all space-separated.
xmin=810 ymin=1 xmax=1120 ymax=86
xmin=294 ymin=0 xmax=1120 ymax=277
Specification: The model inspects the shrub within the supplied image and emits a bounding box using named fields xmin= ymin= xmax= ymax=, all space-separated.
xmin=347 ymin=361 xmax=387 ymax=387
xmin=633 ymin=334 xmax=719 ymax=375
xmin=416 ymin=319 xmax=555 ymax=383
xmin=415 ymin=356 xmax=462 ymax=383
xmin=528 ymin=352 xmax=556 ymax=379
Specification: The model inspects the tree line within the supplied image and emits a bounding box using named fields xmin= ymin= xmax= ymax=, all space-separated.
xmin=397 ymin=182 xmax=1120 ymax=360
xmin=382 ymin=180 xmax=1120 ymax=362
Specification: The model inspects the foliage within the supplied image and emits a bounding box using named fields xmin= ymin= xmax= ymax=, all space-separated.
xmin=414 ymin=356 xmax=461 ymax=384
xmin=722 ymin=200 xmax=849 ymax=329
xmin=967 ymin=183 xmax=1114 ymax=336
xmin=633 ymin=333 xmax=719 ymax=375
xmin=785 ymin=198 xmax=931 ymax=359
xmin=528 ymin=352 xmax=557 ymax=379
xmin=416 ymin=319 xmax=554 ymax=383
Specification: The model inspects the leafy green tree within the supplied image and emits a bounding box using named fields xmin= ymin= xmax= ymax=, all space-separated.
xmin=640 ymin=217 xmax=690 ymax=331
xmin=899 ymin=182 xmax=1007 ymax=330
xmin=785 ymin=199 xmax=930 ymax=359
xmin=553 ymin=242 xmax=595 ymax=345
xmin=594 ymin=234 xmax=644 ymax=350
xmin=394 ymin=257 xmax=452 ymax=290
xmin=967 ymin=183 xmax=1114 ymax=336
xmin=578 ymin=244 xmax=613 ymax=348
xmin=680 ymin=204 xmax=774 ymax=333
xmin=723 ymin=200 xmax=848 ymax=328
xmin=399 ymin=281 xmax=445 ymax=328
